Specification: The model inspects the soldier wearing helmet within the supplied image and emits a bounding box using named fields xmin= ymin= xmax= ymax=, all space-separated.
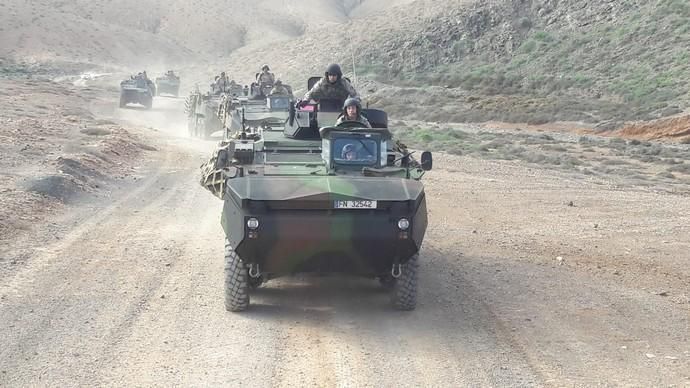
xmin=215 ymin=72 xmax=230 ymax=94
xmin=270 ymin=80 xmax=291 ymax=96
xmin=341 ymin=143 xmax=357 ymax=160
xmin=301 ymin=63 xmax=359 ymax=104
xmin=257 ymin=64 xmax=275 ymax=87
xmin=336 ymin=97 xmax=371 ymax=128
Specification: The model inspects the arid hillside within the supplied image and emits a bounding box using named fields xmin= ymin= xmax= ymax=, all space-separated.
xmin=219 ymin=0 xmax=690 ymax=127
xmin=4 ymin=0 xmax=690 ymax=132
xmin=0 ymin=0 xmax=412 ymax=68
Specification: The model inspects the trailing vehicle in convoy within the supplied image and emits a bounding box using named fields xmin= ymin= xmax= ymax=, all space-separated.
xmin=155 ymin=71 xmax=181 ymax=97
xmin=119 ymin=76 xmax=155 ymax=109
xmin=185 ymin=87 xmax=224 ymax=139
xmin=218 ymin=90 xmax=293 ymax=135
xmin=200 ymin=77 xmax=432 ymax=312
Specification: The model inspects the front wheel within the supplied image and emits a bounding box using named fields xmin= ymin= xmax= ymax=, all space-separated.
xmin=224 ymin=240 xmax=249 ymax=311
xmin=143 ymin=95 xmax=153 ymax=110
xmin=391 ymin=254 xmax=418 ymax=311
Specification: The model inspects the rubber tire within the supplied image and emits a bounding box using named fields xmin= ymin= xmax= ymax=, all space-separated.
xmin=224 ymin=240 xmax=249 ymax=312
xmin=391 ymin=254 xmax=418 ymax=310
xmin=196 ymin=115 xmax=206 ymax=138
xmin=144 ymin=96 xmax=153 ymax=110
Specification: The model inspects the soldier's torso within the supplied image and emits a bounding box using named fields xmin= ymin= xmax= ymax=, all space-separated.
xmin=272 ymin=86 xmax=288 ymax=95
xmin=318 ymin=80 xmax=350 ymax=100
xmin=258 ymin=73 xmax=274 ymax=84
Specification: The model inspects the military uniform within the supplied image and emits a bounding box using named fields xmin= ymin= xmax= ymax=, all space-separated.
xmin=257 ymin=71 xmax=275 ymax=86
xmin=303 ymin=77 xmax=359 ymax=101
xmin=335 ymin=114 xmax=371 ymax=128
xmin=215 ymin=77 xmax=229 ymax=93
xmin=270 ymin=84 xmax=290 ymax=96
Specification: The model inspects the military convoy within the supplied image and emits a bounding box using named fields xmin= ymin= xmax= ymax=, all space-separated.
xmin=199 ymin=76 xmax=432 ymax=312
xmin=119 ymin=70 xmax=181 ymax=109
xmin=188 ymin=75 xmax=294 ymax=140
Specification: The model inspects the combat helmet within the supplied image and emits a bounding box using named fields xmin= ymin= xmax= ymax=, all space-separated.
xmin=325 ymin=63 xmax=343 ymax=81
xmin=343 ymin=97 xmax=361 ymax=114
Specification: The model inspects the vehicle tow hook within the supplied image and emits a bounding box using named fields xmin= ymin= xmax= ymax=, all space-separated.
xmin=391 ymin=263 xmax=402 ymax=279
xmin=249 ymin=263 xmax=261 ymax=278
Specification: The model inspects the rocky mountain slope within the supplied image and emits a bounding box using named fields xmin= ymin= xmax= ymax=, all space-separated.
xmin=3 ymin=0 xmax=690 ymax=128
xmin=0 ymin=0 xmax=411 ymax=67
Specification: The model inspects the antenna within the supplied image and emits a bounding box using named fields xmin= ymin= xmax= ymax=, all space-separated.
xmin=351 ymin=49 xmax=357 ymax=88
xmin=241 ymin=108 xmax=247 ymax=138
xmin=348 ymin=26 xmax=358 ymax=88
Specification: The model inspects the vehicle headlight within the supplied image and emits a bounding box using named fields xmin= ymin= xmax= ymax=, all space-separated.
xmin=397 ymin=218 xmax=410 ymax=231
xmin=247 ymin=217 xmax=260 ymax=230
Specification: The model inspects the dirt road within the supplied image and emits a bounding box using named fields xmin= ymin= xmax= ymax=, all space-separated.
xmin=1 ymin=96 xmax=688 ymax=386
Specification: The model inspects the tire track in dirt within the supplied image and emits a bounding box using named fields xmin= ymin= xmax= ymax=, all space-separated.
xmin=0 ymin=150 xmax=203 ymax=385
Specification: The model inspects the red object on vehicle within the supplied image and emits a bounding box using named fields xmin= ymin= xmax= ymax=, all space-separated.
xmin=299 ymin=104 xmax=316 ymax=112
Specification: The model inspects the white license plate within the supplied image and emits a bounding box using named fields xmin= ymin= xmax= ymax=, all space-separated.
xmin=334 ymin=200 xmax=377 ymax=209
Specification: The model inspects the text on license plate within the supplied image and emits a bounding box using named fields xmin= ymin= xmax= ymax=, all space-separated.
xmin=334 ymin=200 xmax=377 ymax=209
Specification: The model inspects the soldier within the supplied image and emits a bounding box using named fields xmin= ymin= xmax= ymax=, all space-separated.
xmin=335 ymin=97 xmax=371 ymax=128
xmin=256 ymin=64 xmax=275 ymax=86
xmin=135 ymin=72 xmax=147 ymax=88
xmin=341 ymin=143 xmax=357 ymax=160
xmin=216 ymin=72 xmax=229 ymax=93
xmin=269 ymin=80 xmax=290 ymax=96
xmin=300 ymin=63 xmax=359 ymax=106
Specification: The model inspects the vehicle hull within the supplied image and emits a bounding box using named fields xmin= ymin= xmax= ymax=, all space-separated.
xmin=221 ymin=176 xmax=428 ymax=277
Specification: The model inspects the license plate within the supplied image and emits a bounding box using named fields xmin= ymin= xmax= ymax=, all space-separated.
xmin=334 ymin=200 xmax=377 ymax=209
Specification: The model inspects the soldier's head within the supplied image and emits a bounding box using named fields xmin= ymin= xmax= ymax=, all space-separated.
xmin=325 ymin=63 xmax=342 ymax=84
xmin=341 ymin=143 xmax=356 ymax=160
xmin=275 ymin=80 xmax=282 ymax=86
xmin=343 ymin=97 xmax=361 ymax=119
xmin=220 ymin=71 xmax=226 ymax=78
xmin=262 ymin=64 xmax=270 ymax=72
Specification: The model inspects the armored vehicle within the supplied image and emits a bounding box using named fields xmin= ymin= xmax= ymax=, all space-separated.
xmin=218 ymin=92 xmax=293 ymax=135
xmin=155 ymin=71 xmax=181 ymax=97
xmin=185 ymin=88 xmax=224 ymax=139
xmin=200 ymin=78 xmax=432 ymax=312
xmin=119 ymin=76 xmax=154 ymax=109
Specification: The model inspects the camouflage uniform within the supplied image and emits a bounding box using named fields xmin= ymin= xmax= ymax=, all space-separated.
xmin=216 ymin=76 xmax=230 ymax=93
xmin=335 ymin=113 xmax=371 ymax=128
xmin=270 ymin=84 xmax=290 ymax=96
xmin=303 ymin=77 xmax=359 ymax=101
xmin=257 ymin=71 xmax=275 ymax=86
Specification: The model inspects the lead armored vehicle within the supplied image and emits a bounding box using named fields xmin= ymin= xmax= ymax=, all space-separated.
xmin=200 ymin=78 xmax=432 ymax=312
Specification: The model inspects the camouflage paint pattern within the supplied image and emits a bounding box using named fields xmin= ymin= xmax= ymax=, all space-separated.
xmin=220 ymin=175 xmax=427 ymax=276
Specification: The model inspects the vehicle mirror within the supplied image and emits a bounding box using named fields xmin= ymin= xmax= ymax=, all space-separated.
xmin=421 ymin=151 xmax=433 ymax=171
